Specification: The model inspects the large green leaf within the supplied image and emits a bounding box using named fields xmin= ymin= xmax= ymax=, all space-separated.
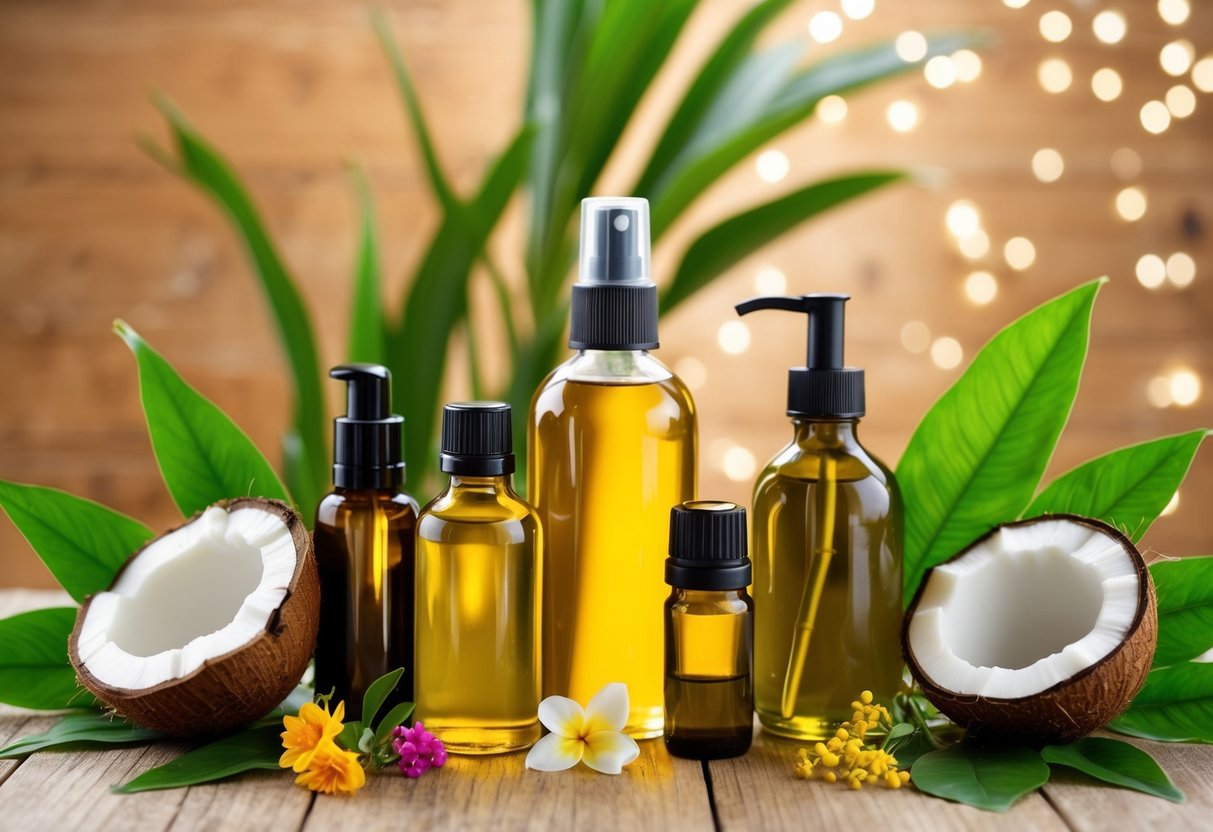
xmin=645 ymin=32 xmax=980 ymax=239
xmin=113 ymin=724 xmax=282 ymax=793
xmin=1025 ymin=430 xmax=1208 ymax=541
xmin=897 ymin=280 xmax=1103 ymax=606
xmin=663 ymin=171 xmax=903 ymax=312
xmin=0 ymin=608 xmax=93 ymax=710
xmin=911 ymin=745 xmax=1049 ymax=812
xmin=0 ymin=482 xmax=151 ymax=602
xmin=1109 ymin=662 xmax=1213 ymax=743
xmin=115 ymin=321 xmax=290 ymax=515
xmin=1041 ymin=738 xmax=1184 ymax=803
xmin=0 ymin=712 xmax=162 ymax=758
xmin=1151 ymin=556 xmax=1213 ymax=667
xmin=146 ymin=97 xmax=327 ymax=517
xmin=346 ymin=165 xmax=388 ymax=365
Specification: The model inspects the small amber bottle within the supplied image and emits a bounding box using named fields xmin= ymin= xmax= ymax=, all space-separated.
xmin=314 ymin=364 xmax=418 ymax=719
xmin=415 ymin=402 xmax=542 ymax=754
xmin=664 ymin=501 xmax=754 ymax=760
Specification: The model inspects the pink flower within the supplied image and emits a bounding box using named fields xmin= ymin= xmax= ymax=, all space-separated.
xmin=391 ymin=722 xmax=447 ymax=778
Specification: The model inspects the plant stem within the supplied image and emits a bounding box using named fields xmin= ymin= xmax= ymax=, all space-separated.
xmin=481 ymin=254 xmax=521 ymax=358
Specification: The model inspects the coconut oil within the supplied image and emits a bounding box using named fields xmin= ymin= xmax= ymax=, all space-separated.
xmin=415 ymin=402 xmax=541 ymax=754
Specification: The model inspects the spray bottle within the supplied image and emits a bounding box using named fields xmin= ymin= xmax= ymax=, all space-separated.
xmin=735 ymin=294 xmax=902 ymax=741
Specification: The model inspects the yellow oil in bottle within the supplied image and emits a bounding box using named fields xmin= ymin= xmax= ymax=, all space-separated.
xmin=415 ymin=476 xmax=541 ymax=754
xmin=530 ymin=364 xmax=696 ymax=738
xmin=752 ymin=420 xmax=902 ymax=741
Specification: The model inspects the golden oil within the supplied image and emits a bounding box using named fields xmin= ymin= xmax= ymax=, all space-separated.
xmin=415 ymin=402 xmax=541 ymax=754
xmin=751 ymin=420 xmax=902 ymax=740
xmin=530 ymin=356 xmax=696 ymax=738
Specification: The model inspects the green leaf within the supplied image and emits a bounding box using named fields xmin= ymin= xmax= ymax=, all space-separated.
xmin=663 ymin=171 xmax=904 ymax=312
xmin=345 ymin=165 xmax=388 ymax=365
xmin=1026 ymin=430 xmax=1208 ymax=542
xmin=0 ymin=482 xmax=152 ymax=602
xmin=0 ymin=608 xmax=93 ymax=710
xmin=645 ymin=32 xmax=981 ymax=239
xmin=1151 ymin=556 xmax=1213 ymax=667
xmin=911 ymin=745 xmax=1049 ymax=812
xmin=1109 ymin=662 xmax=1213 ymax=743
xmin=0 ymin=712 xmax=162 ymax=758
xmin=373 ymin=701 xmax=416 ymax=744
xmin=114 ymin=320 xmax=291 ymax=515
xmin=896 ymin=279 xmax=1103 ymax=606
xmin=147 ymin=96 xmax=328 ymax=517
xmin=113 ymin=724 xmax=282 ymax=793
xmin=361 ymin=667 xmax=404 ymax=727
xmin=336 ymin=720 xmax=364 ymax=753
xmin=1041 ymin=737 xmax=1184 ymax=803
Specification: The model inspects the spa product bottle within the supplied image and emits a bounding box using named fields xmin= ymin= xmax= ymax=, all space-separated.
xmin=736 ymin=294 xmax=902 ymax=741
xmin=415 ymin=402 xmax=542 ymax=754
xmin=314 ymin=364 xmax=418 ymax=719
xmin=529 ymin=197 xmax=697 ymax=739
xmin=664 ymin=501 xmax=754 ymax=760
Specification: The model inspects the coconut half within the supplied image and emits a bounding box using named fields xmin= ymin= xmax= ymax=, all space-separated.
xmin=904 ymin=514 xmax=1156 ymax=743
xmin=69 ymin=498 xmax=319 ymax=735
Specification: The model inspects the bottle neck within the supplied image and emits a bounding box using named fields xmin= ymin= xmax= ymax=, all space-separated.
xmin=447 ymin=474 xmax=513 ymax=493
xmin=671 ymin=588 xmax=747 ymax=602
xmin=791 ymin=418 xmax=862 ymax=449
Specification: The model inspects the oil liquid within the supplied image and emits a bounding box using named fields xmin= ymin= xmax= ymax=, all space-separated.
xmin=752 ymin=421 xmax=902 ymax=741
xmin=530 ymin=367 xmax=696 ymax=738
xmin=314 ymin=489 xmax=417 ymax=719
xmin=415 ymin=477 xmax=541 ymax=754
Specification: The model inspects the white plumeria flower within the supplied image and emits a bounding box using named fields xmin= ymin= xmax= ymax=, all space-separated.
xmin=525 ymin=682 xmax=641 ymax=775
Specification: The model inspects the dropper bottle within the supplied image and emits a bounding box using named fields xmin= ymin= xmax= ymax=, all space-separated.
xmin=314 ymin=364 xmax=418 ymax=719
xmin=736 ymin=294 xmax=902 ymax=741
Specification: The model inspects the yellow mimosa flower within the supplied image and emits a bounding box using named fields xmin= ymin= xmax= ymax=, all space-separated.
xmin=280 ymin=700 xmax=345 ymax=772
xmin=525 ymin=682 xmax=640 ymax=775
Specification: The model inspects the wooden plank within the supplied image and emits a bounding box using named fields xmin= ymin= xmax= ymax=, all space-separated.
xmin=303 ymin=738 xmax=713 ymax=832
xmin=169 ymin=771 xmax=313 ymax=832
xmin=1043 ymin=737 xmax=1213 ymax=832
xmin=708 ymin=726 xmax=1069 ymax=831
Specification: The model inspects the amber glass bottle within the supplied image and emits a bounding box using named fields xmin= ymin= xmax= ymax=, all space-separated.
xmin=664 ymin=502 xmax=753 ymax=760
xmin=415 ymin=402 xmax=541 ymax=754
xmin=314 ymin=364 xmax=418 ymax=719
xmin=529 ymin=198 xmax=697 ymax=739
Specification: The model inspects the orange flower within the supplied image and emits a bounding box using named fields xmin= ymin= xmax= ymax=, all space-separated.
xmin=280 ymin=700 xmax=345 ymax=772
xmin=294 ymin=739 xmax=367 ymax=795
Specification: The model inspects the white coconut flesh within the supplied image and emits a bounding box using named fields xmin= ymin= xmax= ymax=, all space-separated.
xmin=908 ymin=518 xmax=1144 ymax=700
xmin=75 ymin=505 xmax=298 ymax=691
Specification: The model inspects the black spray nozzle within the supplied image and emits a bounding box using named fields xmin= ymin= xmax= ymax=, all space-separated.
xmin=329 ymin=363 xmax=404 ymax=490
xmin=331 ymin=363 xmax=392 ymax=420
xmin=734 ymin=293 xmax=864 ymax=419
xmin=735 ymin=293 xmax=848 ymax=369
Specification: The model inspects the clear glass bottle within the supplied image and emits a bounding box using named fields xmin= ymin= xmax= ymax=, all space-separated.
xmin=529 ymin=198 xmax=697 ymax=739
xmin=314 ymin=365 xmax=417 ymax=719
xmin=415 ymin=402 xmax=542 ymax=754
xmin=737 ymin=295 xmax=902 ymax=741
xmin=664 ymin=502 xmax=754 ymax=760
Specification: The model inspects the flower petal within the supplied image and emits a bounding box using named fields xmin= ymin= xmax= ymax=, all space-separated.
xmin=537 ymin=695 xmax=585 ymax=736
xmin=525 ymin=732 xmax=584 ymax=772
xmin=583 ymin=682 xmax=629 ymax=734
xmin=581 ymin=731 xmax=640 ymax=775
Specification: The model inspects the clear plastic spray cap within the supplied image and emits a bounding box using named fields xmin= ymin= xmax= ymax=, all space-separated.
xmin=578 ymin=197 xmax=652 ymax=285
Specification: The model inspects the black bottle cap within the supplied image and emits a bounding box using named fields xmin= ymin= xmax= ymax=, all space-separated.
xmin=330 ymin=364 xmax=405 ymax=490
xmin=440 ymin=401 xmax=515 ymax=477
xmin=568 ymin=197 xmax=659 ymax=350
xmin=734 ymin=293 xmax=865 ymax=419
xmin=666 ymin=501 xmax=751 ymax=591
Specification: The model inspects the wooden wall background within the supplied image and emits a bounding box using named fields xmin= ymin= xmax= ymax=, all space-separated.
xmin=1 ymin=0 xmax=1210 ymax=588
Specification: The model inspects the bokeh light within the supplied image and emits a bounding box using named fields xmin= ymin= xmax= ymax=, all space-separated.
xmin=1039 ymin=11 xmax=1072 ymax=43
xmin=754 ymin=267 xmax=787 ymax=294
xmin=1160 ymin=40 xmax=1195 ymax=77
xmin=722 ymin=446 xmax=757 ymax=482
xmin=755 ymin=149 xmax=789 ymax=182
xmin=1158 ymin=0 xmax=1190 ymax=26
xmin=887 ymin=100 xmax=919 ymax=132
xmin=952 ymin=50 xmax=983 ymax=82
xmin=925 ymin=56 xmax=957 ymax=89
xmin=930 ymin=337 xmax=964 ymax=369
xmin=895 ymin=31 xmax=928 ymax=63
xmin=964 ymin=271 xmax=998 ymax=305
xmin=1003 ymin=0 xmax=1030 ymax=8
xmin=1092 ymin=11 xmax=1127 ymax=45
xmin=1031 ymin=148 xmax=1064 ymax=182
xmin=1115 ymin=187 xmax=1147 ymax=222
xmin=1166 ymin=85 xmax=1196 ymax=118
xmin=1171 ymin=369 xmax=1202 ymax=407
xmin=958 ymin=230 xmax=990 ymax=259
xmin=1091 ymin=68 xmax=1123 ymax=102
xmin=900 ymin=321 xmax=931 ymax=354
xmin=673 ymin=357 xmax=707 ymax=391
xmin=1140 ymin=100 xmax=1172 ymax=134
xmin=817 ymin=95 xmax=848 ymax=124
xmin=1110 ymin=147 xmax=1143 ymax=180
xmin=946 ymin=200 xmax=981 ymax=238
xmin=1136 ymin=254 xmax=1167 ymax=289
xmin=1004 ymin=237 xmax=1036 ymax=270
xmin=1038 ymin=58 xmax=1072 ymax=94
xmin=808 ymin=11 xmax=843 ymax=44
xmin=1194 ymin=57 xmax=1213 ymax=93
xmin=1148 ymin=375 xmax=1174 ymax=408
xmin=841 ymin=0 xmax=876 ymax=21
xmin=717 ymin=321 xmax=751 ymax=354
xmin=1166 ymin=252 xmax=1196 ymax=287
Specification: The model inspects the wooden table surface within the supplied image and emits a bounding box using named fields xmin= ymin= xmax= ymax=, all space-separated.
xmin=1 ymin=589 xmax=1209 ymax=832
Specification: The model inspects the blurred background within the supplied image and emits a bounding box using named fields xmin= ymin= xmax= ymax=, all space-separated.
xmin=1 ymin=0 xmax=1209 ymax=588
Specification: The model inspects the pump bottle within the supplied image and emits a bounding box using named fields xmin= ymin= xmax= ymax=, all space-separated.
xmin=736 ymin=294 xmax=902 ymax=741
xmin=314 ymin=364 xmax=418 ymax=719
xmin=529 ymin=197 xmax=697 ymax=738
xmin=415 ymin=402 xmax=542 ymax=754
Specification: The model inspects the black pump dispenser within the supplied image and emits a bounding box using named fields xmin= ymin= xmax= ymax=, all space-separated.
xmin=569 ymin=197 xmax=659 ymax=350
xmin=330 ymin=364 xmax=405 ymax=489
xmin=735 ymin=293 xmax=864 ymax=419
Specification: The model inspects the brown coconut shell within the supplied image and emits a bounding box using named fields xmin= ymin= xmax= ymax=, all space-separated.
xmin=903 ymin=514 xmax=1157 ymax=745
xmin=69 ymin=498 xmax=319 ymax=736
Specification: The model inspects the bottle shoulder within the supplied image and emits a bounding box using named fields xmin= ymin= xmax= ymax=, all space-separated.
xmin=418 ymin=485 xmax=539 ymax=532
xmin=754 ymin=426 xmax=894 ymax=493
xmin=316 ymin=489 xmax=418 ymax=528
xmin=530 ymin=354 xmax=695 ymax=419
xmin=667 ymin=590 xmax=752 ymax=616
